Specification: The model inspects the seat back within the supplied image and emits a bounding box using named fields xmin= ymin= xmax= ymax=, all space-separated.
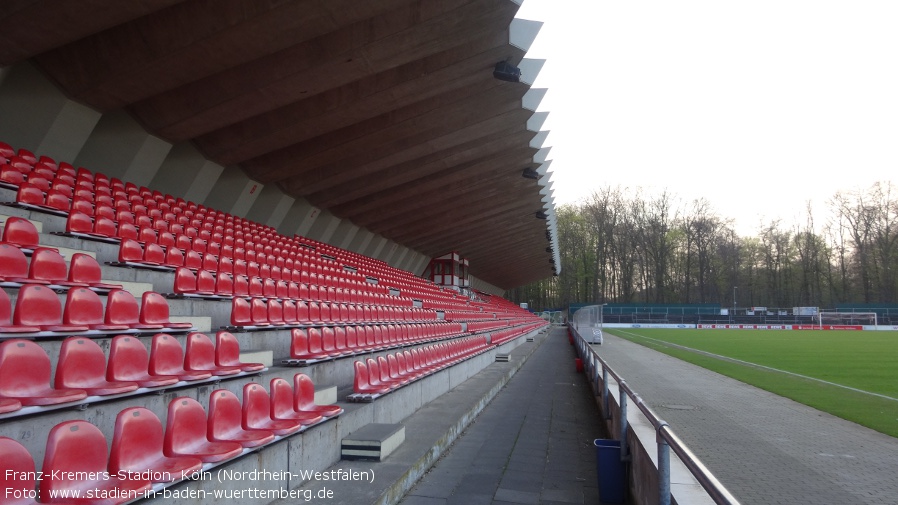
xmin=0 ymin=339 xmax=53 ymax=397
xmin=0 ymin=437 xmax=37 ymax=502
xmin=1 ymin=217 xmax=39 ymax=249
xmin=293 ymin=373 xmax=317 ymax=411
xmin=269 ymin=377 xmax=297 ymax=419
xmin=139 ymin=292 xmax=172 ymax=326
xmin=242 ymin=383 xmax=273 ymax=427
xmin=184 ymin=332 xmax=216 ymax=370
xmin=105 ymin=288 xmax=141 ymax=326
xmin=0 ymin=243 xmax=29 ymax=281
xmin=13 ymin=284 xmax=63 ymax=327
xmin=62 ymin=288 xmax=105 ymax=326
xmin=230 ymin=297 xmax=251 ymax=326
xmin=250 ymin=297 xmax=268 ymax=325
xmin=107 ymin=335 xmax=153 ymax=381
xmin=67 ymin=253 xmax=103 ymax=285
xmin=208 ymin=389 xmax=244 ymax=438
xmin=40 ymin=421 xmax=111 ymax=495
xmin=109 ymin=407 xmax=166 ymax=474
xmin=164 ymin=397 xmax=210 ymax=455
xmin=27 ymin=247 xmax=68 ymax=283
xmin=54 ymin=337 xmax=109 ymax=389
xmin=148 ymin=333 xmax=185 ymax=376
xmin=215 ymin=331 xmax=241 ymax=366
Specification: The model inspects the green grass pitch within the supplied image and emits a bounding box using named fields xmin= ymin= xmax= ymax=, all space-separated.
xmin=604 ymin=328 xmax=898 ymax=438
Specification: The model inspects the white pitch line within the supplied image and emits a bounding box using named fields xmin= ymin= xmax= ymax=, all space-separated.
xmin=613 ymin=329 xmax=898 ymax=403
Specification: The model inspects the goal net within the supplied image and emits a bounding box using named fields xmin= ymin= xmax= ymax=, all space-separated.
xmin=817 ymin=311 xmax=877 ymax=329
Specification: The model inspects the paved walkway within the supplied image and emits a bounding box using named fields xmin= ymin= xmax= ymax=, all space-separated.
xmin=399 ymin=327 xmax=605 ymax=505
xmin=595 ymin=330 xmax=898 ymax=505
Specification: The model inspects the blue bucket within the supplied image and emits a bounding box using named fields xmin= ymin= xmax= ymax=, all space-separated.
xmin=594 ymin=439 xmax=626 ymax=504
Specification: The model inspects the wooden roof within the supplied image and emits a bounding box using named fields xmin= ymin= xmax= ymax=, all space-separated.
xmin=0 ymin=0 xmax=558 ymax=289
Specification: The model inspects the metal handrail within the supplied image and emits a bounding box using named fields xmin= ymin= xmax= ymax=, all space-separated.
xmin=571 ymin=317 xmax=741 ymax=505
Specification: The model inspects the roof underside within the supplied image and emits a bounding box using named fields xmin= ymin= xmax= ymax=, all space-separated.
xmin=0 ymin=0 xmax=559 ymax=289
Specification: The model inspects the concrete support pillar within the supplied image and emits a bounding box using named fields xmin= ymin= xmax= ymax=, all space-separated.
xmin=74 ymin=109 xmax=171 ymax=186
xmin=331 ymin=221 xmax=360 ymax=250
xmin=0 ymin=62 xmax=101 ymax=162
xmin=151 ymin=142 xmax=225 ymax=204
xmin=203 ymin=165 xmax=263 ymax=218
xmin=306 ymin=210 xmax=341 ymax=243
xmin=470 ymin=275 xmax=504 ymax=296
xmin=349 ymin=229 xmax=376 ymax=255
xmin=404 ymin=252 xmax=431 ymax=275
xmin=365 ymin=236 xmax=389 ymax=260
xmin=245 ymin=185 xmax=295 ymax=229
xmin=392 ymin=247 xmax=411 ymax=270
xmin=280 ymin=199 xmax=322 ymax=238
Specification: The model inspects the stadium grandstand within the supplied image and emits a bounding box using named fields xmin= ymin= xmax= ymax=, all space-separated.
xmin=0 ymin=2 xmax=579 ymax=505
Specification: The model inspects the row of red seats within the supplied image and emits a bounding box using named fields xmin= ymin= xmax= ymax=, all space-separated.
xmin=230 ymin=297 xmax=439 ymax=330
xmin=0 ymin=374 xmax=341 ymax=504
xmin=2 ymin=146 xmax=462 ymax=318
xmin=0 ymin=246 xmax=121 ymax=291
xmin=466 ymin=319 xmax=527 ymax=333
xmin=2 ymin=143 xmax=451 ymax=303
xmin=288 ymin=322 xmax=465 ymax=363
xmin=0 ymin=331 xmax=260 ymax=415
xmin=0 ymin=285 xmax=190 ymax=336
xmin=349 ymin=335 xmax=495 ymax=401
xmin=490 ymin=322 xmax=549 ymax=345
xmin=173 ymin=266 xmax=411 ymax=306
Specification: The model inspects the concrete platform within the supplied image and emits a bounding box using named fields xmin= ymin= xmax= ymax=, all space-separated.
xmin=276 ymin=326 xmax=604 ymax=505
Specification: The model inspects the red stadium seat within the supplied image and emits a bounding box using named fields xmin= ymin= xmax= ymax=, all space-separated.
xmin=67 ymin=253 xmax=122 ymax=290
xmin=230 ymin=297 xmax=252 ymax=327
xmin=110 ymin=407 xmax=203 ymax=482
xmin=0 ymin=339 xmax=87 ymax=406
xmin=0 ymin=289 xmax=41 ymax=334
xmin=173 ymin=267 xmax=198 ymax=295
xmin=104 ymin=288 xmax=144 ymax=328
xmin=117 ymin=238 xmax=144 ymax=263
xmin=184 ymin=332 xmax=241 ymax=376
xmin=0 ymin=243 xmax=31 ymax=283
xmin=215 ymin=330 xmax=265 ymax=372
xmin=215 ymin=271 xmax=234 ymax=296
xmin=164 ymin=397 xmax=243 ymax=463
xmin=54 ymin=337 xmax=139 ymax=396
xmin=293 ymin=373 xmax=343 ymax=417
xmin=0 ymin=437 xmax=40 ymax=505
xmin=241 ymin=383 xmax=303 ymax=436
xmin=139 ymin=291 xmax=192 ymax=329
xmin=207 ymin=389 xmax=274 ymax=448
xmin=251 ymin=297 xmax=270 ymax=326
xmin=40 ymin=420 xmax=153 ymax=503
xmin=1 ymin=216 xmax=41 ymax=250
xmin=107 ymin=335 xmax=179 ymax=388
xmin=148 ymin=333 xmax=212 ymax=381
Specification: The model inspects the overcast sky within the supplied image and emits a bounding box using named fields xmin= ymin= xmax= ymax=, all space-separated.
xmin=515 ymin=0 xmax=898 ymax=235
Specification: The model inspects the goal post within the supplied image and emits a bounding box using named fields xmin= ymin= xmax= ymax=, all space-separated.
xmin=817 ymin=311 xmax=877 ymax=329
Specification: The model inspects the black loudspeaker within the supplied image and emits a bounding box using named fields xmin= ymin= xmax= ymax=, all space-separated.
xmin=493 ymin=61 xmax=521 ymax=82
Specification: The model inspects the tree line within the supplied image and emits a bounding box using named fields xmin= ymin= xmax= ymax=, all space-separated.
xmin=509 ymin=182 xmax=898 ymax=312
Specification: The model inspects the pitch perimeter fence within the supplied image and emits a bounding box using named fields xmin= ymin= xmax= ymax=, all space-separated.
xmin=571 ymin=305 xmax=740 ymax=505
